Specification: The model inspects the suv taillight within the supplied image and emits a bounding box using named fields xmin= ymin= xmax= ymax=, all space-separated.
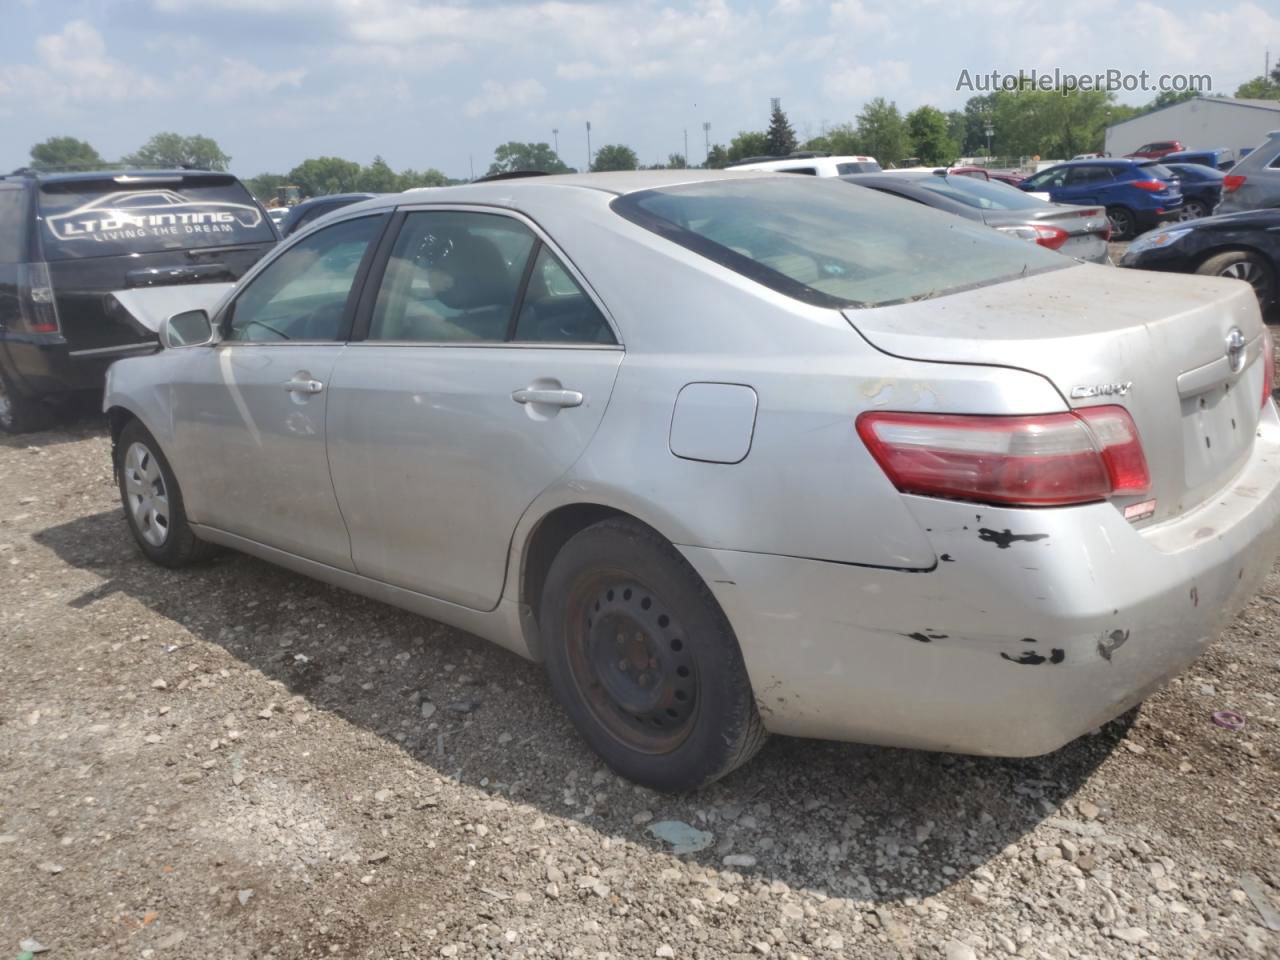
xmin=1223 ymin=174 xmax=1246 ymax=194
xmin=1131 ymin=179 xmax=1167 ymax=192
xmin=856 ymin=407 xmax=1150 ymax=507
xmin=1263 ymin=328 xmax=1275 ymax=410
xmin=15 ymin=262 xmax=61 ymax=334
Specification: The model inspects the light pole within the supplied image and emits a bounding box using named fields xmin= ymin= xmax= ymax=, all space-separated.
xmin=984 ymin=120 xmax=994 ymax=157
xmin=683 ymin=128 xmax=688 ymax=166
xmin=703 ymin=121 xmax=711 ymax=164
xmin=585 ymin=121 xmax=592 ymax=171
xmin=552 ymin=128 xmax=559 ymax=156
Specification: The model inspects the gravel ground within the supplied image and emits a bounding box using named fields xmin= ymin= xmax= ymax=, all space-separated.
xmin=2 ymin=410 xmax=1279 ymax=960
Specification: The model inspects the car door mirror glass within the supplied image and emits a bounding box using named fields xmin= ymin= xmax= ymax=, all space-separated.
xmin=162 ymin=309 xmax=215 ymax=348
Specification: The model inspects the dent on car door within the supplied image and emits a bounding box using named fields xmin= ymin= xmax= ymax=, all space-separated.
xmin=172 ymin=213 xmax=386 ymax=569
xmin=325 ymin=208 xmax=623 ymax=611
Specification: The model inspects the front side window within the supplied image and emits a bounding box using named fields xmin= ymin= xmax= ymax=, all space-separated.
xmin=612 ymin=177 xmax=1065 ymax=309
xmin=225 ymin=215 xmax=382 ymax=342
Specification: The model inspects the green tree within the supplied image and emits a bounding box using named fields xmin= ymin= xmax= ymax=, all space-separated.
xmin=287 ymin=156 xmax=362 ymax=196
xmin=124 ymin=132 xmax=231 ymax=170
xmin=958 ymin=95 xmax=995 ymax=156
xmin=246 ymin=172 xmax=287 ymax=203
xmin=726 ymin=131 xmax=769 ymax=163
xmin=988 ymin=86 xmax=1116 ymax=158
xmin=29 ymin=136 xmax=103 ymax=171
xmin=704 ymin=144 xmax=730 ymax=169
xmin=398 ymin=168 xmax=452 ymax=190
xmin=799 ymin=134 xmax=831 ymax=153
xmin=1235 ymin=76 xmax=1280 ymax=100
xmin=855 ymin=98 xmax=908 ymax=166
xmin=1146 ymin=89 xmax=1197 ymax=111
xmin=591 ymin=144 xmax=639 ymax=172
xmin=945 ymin=111 xmax=966 ymax=154
xmin=667 ymin=152 xmax=687 ymax=169
xmin=487 ymin=141 xmax=570 ymax=176
xmin=905 ymin=105 xmax=958 ymax=165
xmin=764 ymin=101 xmax=797 ymax=156
xmin=357 ymin=155 xmax=400 ymax=192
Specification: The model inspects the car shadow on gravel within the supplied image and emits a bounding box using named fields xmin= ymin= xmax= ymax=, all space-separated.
xmin=34 ymin=508 xmax=1132 ymax=907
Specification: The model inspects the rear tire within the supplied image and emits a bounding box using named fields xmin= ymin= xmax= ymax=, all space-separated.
xmin=0 ymin=367 xmax=56 ymax=434
xmin=115 ymin=419 xmax=215 ymax=567
xmin=1106 ymin=206 xmax=1136 ymax=241
xmin=540 ymin=518 xmax=766 ymax=792
xmin=1196 ymin=251 xmax=1275 ymax=309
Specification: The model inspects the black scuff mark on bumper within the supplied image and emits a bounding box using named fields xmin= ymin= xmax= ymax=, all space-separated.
xmin=1001 ymin=648 xmax=1065 ymax=665
xmin=904 ymin=631 xmax=949 ymax=643
xmin=978 ymin=528 xmax=1049 ymax=549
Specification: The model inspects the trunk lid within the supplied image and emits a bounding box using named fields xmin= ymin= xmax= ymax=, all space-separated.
xmin=845 ymin=263 xmax=1267 ymax=525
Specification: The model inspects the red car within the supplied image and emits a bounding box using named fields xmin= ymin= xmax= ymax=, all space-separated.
xmin=1125 ymin=140 xmax=1184 ymax=160
xmin=987 ymin=171 xmax=1025 ymax=187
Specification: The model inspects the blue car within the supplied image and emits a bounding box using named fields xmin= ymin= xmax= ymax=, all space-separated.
xmin=1017 ymin=158 xmax=1182 ymax=240
xmin=1164 ymin=163 xmax=1224 ymax=220
xmin=1161 ymin=148 xmax=1234 ymax=171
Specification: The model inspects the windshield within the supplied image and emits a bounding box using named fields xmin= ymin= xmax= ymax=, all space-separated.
xmin=611 ymin=177 xmax=1067 ymax=309
xmin=39 ymin=176 xmax=276 ymax=261
xmin=914 ymin=175 xmax=1049 ymax=211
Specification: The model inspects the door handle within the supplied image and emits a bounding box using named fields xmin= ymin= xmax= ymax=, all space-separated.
xmin=284 ymin=378 xmax=324 ymax=395
xmin=512 ymin=387 xmax=583 ymax=408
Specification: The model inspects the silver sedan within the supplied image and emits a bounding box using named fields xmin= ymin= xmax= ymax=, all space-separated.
xmin=105 ymin=171 xmax=1280 ymax=792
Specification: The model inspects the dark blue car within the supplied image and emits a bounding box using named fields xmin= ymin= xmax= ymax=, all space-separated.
xmin=1017 ymin=158 xmax=1182 ymax=240
xmin=1164 ymin=163 xmax=1224 ymax=220
xmin=1161 ymin=148 xmax=1234 ymax=171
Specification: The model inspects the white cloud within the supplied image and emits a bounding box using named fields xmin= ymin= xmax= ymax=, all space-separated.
xmin=464 ymin=77 xmax=547 ymax=117
xmin=0 ymin=20 xmax=163 ymax=108
xmin=822 ymin=59 xmax=910 ymax=103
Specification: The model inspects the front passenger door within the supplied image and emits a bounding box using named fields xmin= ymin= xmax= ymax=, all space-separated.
xmin=172 ymin=214 xmax=385 ymax=569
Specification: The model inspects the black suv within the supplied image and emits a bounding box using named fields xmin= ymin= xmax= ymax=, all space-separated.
xmin=0 ymin=168 xmax=279 ymax=432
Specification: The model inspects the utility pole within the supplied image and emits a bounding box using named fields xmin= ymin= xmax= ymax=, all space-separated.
xmin=552 ymin=128 xmax=559 ymax=156
xmin=469 ymin=154 xmax=474 ymax=180
xmin=703 ymin=121 xmax=711 ymax=163
xmin=586 ymin=121 xmax=592 ymax=171
xmin=683 ymin=128 xmax=688 ymax=165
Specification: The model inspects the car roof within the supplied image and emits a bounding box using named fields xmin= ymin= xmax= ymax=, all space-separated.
xmin=1062 ymin=158 xmax=1144 ymax=166
xmin=295 ymin=192 xmax=377 ymax=206
xmin=394 ymin=168 xmax=780 ymax=207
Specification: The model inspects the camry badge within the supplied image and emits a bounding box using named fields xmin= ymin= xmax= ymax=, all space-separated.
xmin=1070 ymin=382 xmax=1132 ymax=399
xmin=1226 ymin=327 xmax=1247 ymax=375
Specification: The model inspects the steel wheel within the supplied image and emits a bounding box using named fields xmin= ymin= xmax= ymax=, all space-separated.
xmin=565 ymin=575 xmax=699 ymax=754
xmin=1218 ymin=259 xmax=1269 ymax=299
xmin=123 ymin=441 xmax=170 ymax=547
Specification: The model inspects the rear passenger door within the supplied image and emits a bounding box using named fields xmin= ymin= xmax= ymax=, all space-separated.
xmin=325 ymin=207 xmax=623 ymax=611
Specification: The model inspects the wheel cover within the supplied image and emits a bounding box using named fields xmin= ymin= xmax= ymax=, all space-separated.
xmin=1220 ymin=260 xmax=1266 ymax=296
xmin=123 ymin=441 xmax=171 ymax=547
xmin=1181 ymin=202 xmax=1204 ymax=220
xmin=566 ymin=576 xmax=699 ymax=754
xmin=1109 ymin=210 xmax=1132 ymax=234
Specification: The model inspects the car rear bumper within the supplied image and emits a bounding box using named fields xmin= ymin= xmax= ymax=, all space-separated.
xmin=1 ymin=335 xmax=156 ymax=399
xmin=681 ymin=414 xmax=1280 ymax=756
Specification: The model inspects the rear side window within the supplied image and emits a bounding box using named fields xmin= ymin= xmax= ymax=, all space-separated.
xmin=613 ymin=177 xmax=1066 ymax=309
xmin=916 ymin=176 xmax=1049 ymax=211
xmin=38 ymin=176 xmax=276 ymax=261
xmin=836 ymin=162 xmax=882 ymax=174
xmin=0 ymin=186 xmax=29 ymax=264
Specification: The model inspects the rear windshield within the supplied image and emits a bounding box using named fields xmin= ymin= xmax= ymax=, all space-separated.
xmin=611 ymin=177 xmax=1066 ymax=309
xmin=1139 ymin=162 xmax=1175 ymax=180
xmin=38 ymin=176 xmax=276 ymax=261
xmin=836 ymin=161 xmax=882 ymax=174
xmin=913 ymin=175 xmax=1048 ymax=211
xmin=0 ymin=186 xmax=29 ymax=264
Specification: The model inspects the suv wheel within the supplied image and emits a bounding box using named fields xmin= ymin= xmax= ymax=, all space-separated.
xmin=1106 ymin=206 xmax=1136 ymax=241
xmin=540 ymin=517 xmax=767 ymax=792
xmin=0 ymin=368 xmax=55 ymax=434
xmin=115 ymin=419 xmax=215 ymax=567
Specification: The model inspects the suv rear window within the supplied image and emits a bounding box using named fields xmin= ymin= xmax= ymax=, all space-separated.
xmin=1138 ymin=162 xmax=1175 ymax=180
xmin=612 ymin=177 xmax=1066 ymax=309
xmin=38 ymin=175 xmax=276 ymax=261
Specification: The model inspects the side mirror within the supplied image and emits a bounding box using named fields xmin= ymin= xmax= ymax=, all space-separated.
xmin=160 ymin=309 xmax=216 ymax=349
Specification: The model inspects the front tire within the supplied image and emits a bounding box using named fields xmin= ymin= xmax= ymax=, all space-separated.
xmin=115 ymin=419 xmax=214 ymax=567
xmin=540 ymin=518 xmax=766 ymax=792
xmin=1196 ymin=251 xmax=1275 ymax=309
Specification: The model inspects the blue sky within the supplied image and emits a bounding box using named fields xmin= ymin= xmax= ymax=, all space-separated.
xmin=2 ymin=0 xmax=1277 ymax=178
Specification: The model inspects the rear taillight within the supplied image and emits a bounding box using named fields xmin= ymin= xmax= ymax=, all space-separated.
xmin=996 ymin=223 xmax=1070 ymax=251
xmin=856 ymin=406 xmax=1150 ymax=507
xmin=15 ymin=262 xmax=61 ymax=334
xmin=1131 ymin=179 xmax=1167 ymax=192
xmin=1263 ymin=327 xmax=1275 ymax=410
xmin=1223 ymin=174 xmax=1246 ymax=194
